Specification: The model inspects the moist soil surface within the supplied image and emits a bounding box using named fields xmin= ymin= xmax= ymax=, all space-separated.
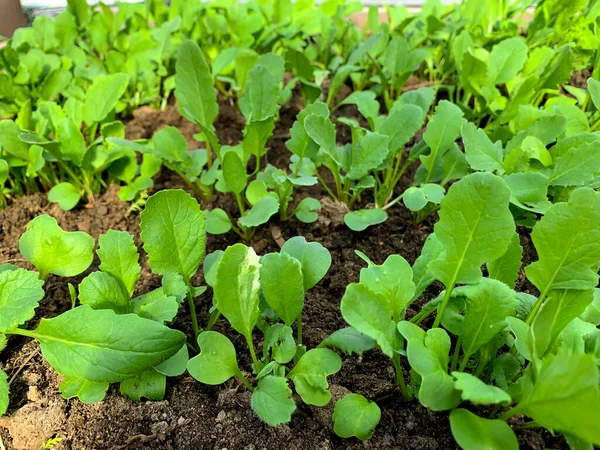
xmin=0 ymin=95 xmax=565 ymax=450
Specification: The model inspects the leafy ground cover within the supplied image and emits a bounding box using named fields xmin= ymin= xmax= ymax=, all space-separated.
xmin=2 ymin=0 xmax=600 ymax=449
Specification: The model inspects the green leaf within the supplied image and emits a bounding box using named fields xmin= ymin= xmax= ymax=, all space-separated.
xmin=379 ymin=104 xmax=423 ymax=155
xmin=175 ymin=41 xmax=218 ymax=127
xmin=56 ymin=117 xmax=87 ymax=165
xmin=517 ymin=353 xmax=600 ymax=445
xmin=347 ymin=131 xmax=389 ymax=181
xmin=203 ymin=250 xmax=224 ymax=288
xmin=151 ymin=126 xmax=187 ymax=163
xmin=526 ymin=188 xmax=600 ymax=293
xmin=421 ymin=101 xmax=464 ymax=178
xmin=59 ymin=375 xmax=108 ymax=404
xmin=47 ymin=182 xmax=81 ymax=211
xmin=333 ymin=394 xmax=381 ymax=440
xmin=461 ymin=122 xmax=504 ymax=174
xmin=243 ymin=65 xmax=279 ymax=121
xmin=450 ymin=409 xmax=518 ymax=450
xmin=304 ymin=114 xmax=337 ymax=159
xmin=359 ymin=254 xmax=415 ymax=322
xmin=155 ymin=344 xmax=189 ymax=377
xmin=79 ymin=272 xmax=130 ymax=313
xmin=549 ymin=142 xmax=600 ymax=187
xmin=280 ymin=236 xmax=331 ymax=290
xmin=419 ymin=370 xmax=461 ymax=411
xmin=140 ymin=190 xmax=206 ymax=279
xmin=487 ymin=232 xmax=522 ymax=289
xmin=238 ymin=196 xmax=279 ymax=228
xmin=251 ymin=376 xmax=296 ymax=426
xmin=264 ymin=324 xmax=296 ymax=364
xmin=31 ymin=305 xmax=185 ymax=383
xmin=294 ymin=197 xmax=321 ymax=223
xmin=259 ymin=253 xmax=304 ymax=326
xmin=429 ymin=173 xmax=514 ymax=288
xmin=403 ymin=187 xmax=428 ymax=211
xmin=587 ymin=78 xmax=600 ymax=110
xmin=319 ymin=327 xmax=376 ymax=355
xmin=120 ymin=370 xmax=166 ymax=402
xmin=131 ymin=290 xmax=179 ymax=324
xmin=97 ymin=230 xmax=140 ymax=297
xmin=83 ymin=73 xmax=129 ymax=125
xmin=19 ymin=215 xmax=94 ymax=280
xmin=487 ymin=37 xmax=528 ymax=85
xmin=503 ymin=172 xmax=551 ymax=213
xmin=205 ymin=209 xmax=232 ymax=234
xmin=214 ymin=244 xmax=260 ymax=338
xmin=452 ymin=372 xmax=511 ymax=405
xmin=0 ymin=368 xmax=8 ymax=415
xmin=341 ymin=284 xmax=398 ymax=358
xmin=222 ymin=151 xmax=247 ymax=195
xmin=0 ymin=268 xmax=44 ymax=333
xmin=412 ymin=233 xmax=446 ymax=298
xmin=0 ymin=120 xmax=29 ymax=160
xmin=344 ymin=209 xmax=388 ymax=231
xmin=287 ymin=348 xmax=341 ymax=406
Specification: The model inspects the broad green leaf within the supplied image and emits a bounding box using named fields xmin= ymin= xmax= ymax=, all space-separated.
xmin=549 ymin=142 xmax=600 ymax=187
xmin=243 ymin=65 xmax=279 ymax=121
xmin=238 ymin=196 xmax=279 ymax=228
xmin=222 ymin=151 xmax=247 ymax=195
xmin=450 ymin=409 xmax=518 ymax=450
xmin=487 ymin=232 xmax=522 ymax=289
xmin=286 ymin=102 xmax=329 ymax=159
xmin=48 ymin=182 xmax=81 ymax=211
xmin=120 ymin=370 xmax=166 ymax=402
xmin=347 ymin=131 xmax=389 ymax=181
xmin=412 ymin=233 xmax=446 ymax=298
xmin=531 ymin=289 xmax=594 ymax=357
xmin=419 ymin=370 xmax=461 ymax=411
xmin=517 ymin=353 xmax=600 ymax=445
xmin=203 ymin=250 xmax=224 ymax=288
xmin=281 ymin=236 xmax=331 ymax=290
xmin=251 ymin=376 xmax=295 ymax=426
xmin=332 ymin=394 xmax=381 ymax=440
xmin=421 ymin=101 xmax=464 ymax=180
xmin=461 ymin=279 xmax=517 ymax=360
xmin=487 ymin=37 xmax=527 ymax=85
xmin=403 ymin=187 xmax=428 ymax=211
xmin=140 ymin=190 xmax=206 ymax=279
xmin=59 ymin=375 xmax=108 ymax=404
xmin=175 ymin=41 xmax=218 ymax=127
xmin=506 ymin=316 xmax=532 ymax=361
xmin=452 ymin=372 xmax=511 ymax=405
xmin=214 ymin=244 xmax=260 ymax=338
xmin=359 ymin=254 xmax=415 ymax=322
xmin=400 ymin=324 xmax=451 ymax=375
xmin=83 ymin=73 xmax=129 ymax=125
xmin=205 ymin=209 xmax=232 ymax=234
xmin=340 ymin=283 xmax=398 ymax=358
xmin=503 ymin=172 xmax=551 ymax=213
xmin=0 ymin=121 xmax=29 ymax=160
xmin=264 ymin=324 xmax=296 ymax=364
xmin=79 ymin=272 xmax=130 ymax=313
xmin=304 ymin=114 xmax=337 ymax=159
xmin=287 ymin=348 xmax=341 ymax=406
xmin=0 ymin=268 xmax=44 ymax=333
xmin=378 ymin=104 xmax=423 ymax=154
xmin=526 ymin=188 xmax=600 ymax=293
xmin=344 ymin=209 xmax=388 ymax=231
xmin=294 ymin=197 xmax=321 ymax=223
xmin=56 ymin=117 xmax=87 ymax=165
xmin=587 ymin=77 xmax=600 ymax=110
xmin=461 ymin=122 xmax=504 ymax=174
xmin=429 ymin=173 xmax=515 ymax=288
xmin=19 ymin=215 xmax=94 ymax=280
xmin=155 ymin=344 xmax=189 ymax=377
xmin=151 ymin=126 xmax=187 ymax=163
xmin=0 ymin=369 xmax=7 ymax=415
xmin=259 ymin=253 xmax=304 ymax=326
xmin=319 ymin=327 xmax=376 ymax=355
xmin=32 ymin=306 xmax=185 ymax=382
xmin=97 ymin=230 xmax=140 ymax=297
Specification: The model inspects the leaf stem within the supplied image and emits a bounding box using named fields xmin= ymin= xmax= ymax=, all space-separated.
xmin=297 ymin=315 xmax=303 ymax=346
xmin=450 ymin=337 xmax=462 ymax=372
xmin=433 ymin=285 xmax=455 ymax=328
xmin=245 ymin=334 xmax=263 ymax=373
xmin=392 ymin=353 xmax=411 ymax=401
xmin=236 ymin=371 xmax=255 ymax=392
xmin=185 ymin=280 xmax=201 ymax=339
xmin=525 ymin=290 xmax=548 ymax=325
xmin=499 ymin=405 xmax=521 ymax=421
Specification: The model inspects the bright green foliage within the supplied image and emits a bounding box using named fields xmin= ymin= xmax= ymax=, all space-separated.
xmin=48 ymin=183 xmax=81 ymax=211
xmin=120 ymin=370 xmax=166 ymax=402
xmin=0 ymin=369 xmax=8 ymax=416
xmin=0 ymin=269 xmax=44 ymax=333
xmin=287 ymin=348 xmax=341 ymax=406
xmin=140 ymin=190 xmax=206 ymax=279
xmin=97 ymin=230 xmax=140 ymax=297
xmin=19 ymin=215 xmax=95 ymax=280
xmin=450 ymin=409 xmax=518 ymax=450
xmin=82 ymin=73 xmax=129 ymax=125
xmin=251 ymin=376 xmax=296 ymax=426
xmin=259 ymin=253 xmax=304 ymax=326
xmin=187 ymin=332 xmax=241 ymax=385
xmin=280 ymin=237 xmax=331 ymax=290
xmin=320 ymin=328 xmax=376 ymax=356
xmin=332 ymin=394 xmax=381 ymax=440
xmin=452 ymin=373 xmax=511 ymax=405
xmin=487 ymin=232 xmax=522 ymax=289
xmin=344 ymin=209 xmax=388 ymax=231
xmin=59 ymin=376 xmax=109 ymax=404
xmin=461 ymin=122 xmax=504 ymax=174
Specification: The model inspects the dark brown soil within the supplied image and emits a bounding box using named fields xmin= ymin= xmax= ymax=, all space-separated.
xmin=0 ymin=98 xmax=564 ymax=450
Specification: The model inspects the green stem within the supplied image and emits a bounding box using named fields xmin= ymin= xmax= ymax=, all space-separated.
xmin=450 ymin=337 xmax=462 ymax=372
xmin=236 ymin=371 xmax=255 ymax=392
xmin=297 ymin=315 xmax=303 ymax=346
xmin=433 ymin=285 xmax=455 ymax=328
xmin=185 ymin=279 xmax=201 ymax=339
xmin=499 ymin=406 xmax=521 ymax=421
xmin=525 ymin=290 xmax=548 ymax=325
xmin=315 ymin=170 xmax=337 ymax=200
xmin=409 ymin=305 xmax=436 ymax=324
xmin=206 ymin=310 xmax=221 ymax=331
xmin=392 ymin=354 xmax=411 ymax=401
xmin=245 ymin=334 xmax=263 ymax=372
xmin=473 ymin=355 xmax=489 ymax=378
xmin=235 ymin=193 xmax=246 ymax=216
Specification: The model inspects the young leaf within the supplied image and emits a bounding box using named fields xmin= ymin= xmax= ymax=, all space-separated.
xmin=332 ymin=394 xmax=381 ymax=441
xmin=549 ymin=142 xmax=600 ymax=187
xmin=187 ymin=331 xmax=241 ymax=385
xmin=526 ymin=188 xmax=600 ymax=294
xmin=151 ymin=126 xmax=188 ymax=163
xmin=251 ymin=376 xmax=296 ymax=426
xmin=264 ymin=324 xmax=296 ymax=364
xmin=19 ymin=215 xmax=95 ymax=279
xmin=0 ymin=369 xmax=8 ymax=415
xmin=341 ymin=283 xmax=398 ymax=358
xmin=205 ymin=209 xmax=232 ymax=235
xmin=486 ymin=232 xmax=522 ymax=289
xmin=238 ymin=196 xmax=279 ymax=228
xmin=47 ymin=182 xmax=81 ymax=211
xmin=359 ymin=254 xmax=415 ymax=322
xmin=214 ymin=244 xmax=260 ymax=338
xmin=155 ymin=344 xmax=189 ymax=377
xmin=412 ymin=233 xmax=446 ymax=298
xmin=222 ymin=151 xmax=247 ymax=195
xmin=82 ymin=73 xmax=129 ymax=125
xmin=56 ymin=117 xmax=87 ymax=165
xmin=587 ymin=77 xmax=600 ymax=110
xmin=450 ymin=409 xmax=518 ymax=450
xmin=346 ymin=131 xmax=389 ymax=181
xmin=259 ymin=252 xmax=304 ymax=326
xmin=294 ymin=197 xmax=321 ymax=223
xmin=319 ymin=327 xmax=376 ymax=355
xmin=120 ymin=370 xmax=166 ymax=402
xmin=31 ymin=306 xmax=185 ymax=383
xmin=97 ymin=230 xmax=140 ymax=297
xmin=280 ymin=236 xmax=331 ymax=290
xmin=140 ymin=190 xmax=206 ymax=279
xmin=287 ymin=348 xmax=341 ymax=406
xmin=461 ymin=122 xmax=504 ymax=174
xmin=175 ymin=40 xmax=218 ymax=127
xmin=429 ymin=173 xmax=514 ymax=288
xmin=78 ymin=272 xmax=130 ymax=313
xmin=419 ymin=370 xmax=461 ymax=411
xmin=344 ymin=209 xmax=388 ymax=231
xmin=0 ymin=269 xmax=44 ymax=333
xmin=487 ymin=37 xmax=528 ymax=85
xmin=452 ymin=372 xmax=511 ymax=405
xmin=59 ymin=376 xmax=109 ymax=404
